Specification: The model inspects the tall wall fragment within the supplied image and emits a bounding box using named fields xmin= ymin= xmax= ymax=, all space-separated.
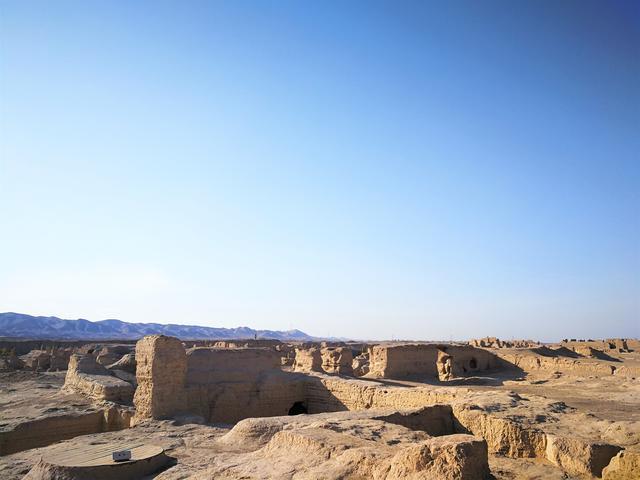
xmin=133 ymin=335 xmax=187 ymax=422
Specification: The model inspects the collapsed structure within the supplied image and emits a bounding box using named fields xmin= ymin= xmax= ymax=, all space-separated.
xmin=367 ymin=344 xmax=500 ymax=380
xmin=1 ymin=335 xmax=640 ymax=479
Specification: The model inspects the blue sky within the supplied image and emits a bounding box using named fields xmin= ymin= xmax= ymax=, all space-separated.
xmin=1 ymin=1 xmax=638 ymax=341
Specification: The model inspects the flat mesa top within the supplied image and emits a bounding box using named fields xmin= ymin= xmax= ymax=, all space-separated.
xmin=42 ymin=442 xmax=164 ymax=467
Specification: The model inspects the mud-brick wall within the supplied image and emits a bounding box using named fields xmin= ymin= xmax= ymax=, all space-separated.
xmin=186 ymin=372 xmax=305 ymax=423
xmin=303 ymin=374 xmax=461 ymax=414
xmin=368 ymin=344 xmax=500 ymax=380
xmin=443 ymin=346 xmax=500 ymax=376
xmin=134 ymin=337 xmax=307 ymax=424
xmin=133 ymin=335 xmax=187 ymax=422
xmin=368 ymin=345 xmax=440 ymax=379
xmin=186 ymin=347 xmax=281 ymax=383
xmin=185 ymin=347 xmax=305 ymax=423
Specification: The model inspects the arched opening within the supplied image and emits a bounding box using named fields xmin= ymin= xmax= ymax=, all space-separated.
xmin=469 ymin=358 xmax=478 ymax=369
xmin=288 ymin=401 xmax=308 ymax=415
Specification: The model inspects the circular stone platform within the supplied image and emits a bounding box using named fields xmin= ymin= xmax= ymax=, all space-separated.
xmin=25 ymin=442 xmax=169 ymax=480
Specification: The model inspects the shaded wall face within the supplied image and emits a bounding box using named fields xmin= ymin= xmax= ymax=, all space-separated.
xmin=135 ymin=337 xmax=308 ymax=424
xmin=444 ymin=346 xmax=500 ymax=376
xmin=184 ymin=347 xmax=305 ymax=423
xmin=369 ymin=345 xmax=440 ymax=379
xmin=186 ymin=372 xmax=306 ymax=423
xmin=185 ymin=348 xmax=280 ymax=384
xmin=563 ymin=339 xmax=632 ymax=352
xmin=369 ymin=345 xmax=500 ymax=380
xmin=387 ymin=346 xmax=440 ymax=378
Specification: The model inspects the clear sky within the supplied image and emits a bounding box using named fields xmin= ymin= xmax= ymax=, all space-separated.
xmin=1 ymin=1 xmax=638 ymax=341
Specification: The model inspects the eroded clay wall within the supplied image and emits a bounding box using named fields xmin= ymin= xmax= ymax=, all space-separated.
xmin=368 ymin=344 xmax=500 ymax=380
xmin=184 ymin=347 xmax=304 ymax=423
xmin=320 ymin=347 xmax=353 ymax=375
xmin=293 ymin=347 xmax=323 ymax=372
xmin=492 ymin=348 xmax=640 ymax=377
xmin=133 ymin=336 xmax=503 ymax=425
xmin=134 ymin=336 xmax=307 ymax=423
xmin=186 ymin=347 xmax=280 ymax=383
xmin=561 ymin=338 xmax=634 ymax=352
xmin=368 ymin=344 xmax=440 ymax=379
xmin=304 ymin=374 xmax=460 ymax=413
xmin=443 ymin=346 xmax=500 ymax=376
xmin=186 ymin=371 xmax=305 ymax=423
xmin=134 ymin=335 xmax=187 ymax=422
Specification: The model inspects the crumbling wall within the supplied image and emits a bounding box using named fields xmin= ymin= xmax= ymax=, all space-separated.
xmin=470 ymin=337 xmax=539 ymax=348
xmin=444 ymin=345 xmax=500 ymax=377
xmin=128 ymin=337 xmax=490 ymax=427
xmin=352 ymin=353 xmax=369 ymax=377
xmin=20 ymin=350 xmax=52 ymax=371
xmin=304 ymin=374 xmax=461 ymax=413
xmin=187 ymin=371 xmax=305 ymax=423
xmin=107 ymin=353 xmax=136 ymax=373
xmin=184 ymin=347 xmax=304 ymax=423
xmin=293 ymin=347 xmax=323 ymax=372
xmin=321 ymin=347 xmax=353 ymax=375
xmin=492 ymin=348 xmax=640 ymax=377
xmin=561 ymin=338 xmax=634 ymax=353
xmin=133 ymin=335 xmax=187 ymax=422
xmin=210 ymin=339 xmax=284 ymax=349
xmin=368 ymin=344 xmax=440 ymax=379
xmin=0 ymin=407 xmax=132 ymax=456
xmin=0 ymin=349 xmax=24 ymax=371
xmin=368 ymin=344 xmax=499 ymax=380
xmin=134 ymin=337 xmax=305 ymax=424
xmin=186 ymin=347 xmax=280 ymax=383
xmin=63 ymin=354 xmax=134 ymax=403
xmin=603 ymin=447 xmax=640 ymax=479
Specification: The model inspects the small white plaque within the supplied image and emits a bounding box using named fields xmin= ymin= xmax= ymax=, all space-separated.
xmin=112 ymin=450 xmax=132 ymax=462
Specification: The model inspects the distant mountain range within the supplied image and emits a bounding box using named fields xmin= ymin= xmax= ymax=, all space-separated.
xmin=0 ymin=312 xmax=317 ymax=341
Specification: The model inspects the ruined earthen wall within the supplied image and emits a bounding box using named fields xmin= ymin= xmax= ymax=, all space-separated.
xmin=0 ymin=406 xmax=132 ymax=456
xmin=133 ymin=335 xmax=187 ymax=422
xmin=63 ymin=354 xmax=134 ymax=403
xmin=493 ymin=349 xmax=640 ymax=377
xmin=293 ymin=347 xmax=323 ymax=372
xmin=561 ymin=338 xmax=634 ymax=352
xmin=444 ymin=346 xmax=500 ymax=376
xmin=368 ymin=344 xmax=440 ymax=379
xmin=368 ymin=344 xmax=499 ymax=380
xmin=304 ymin=374 xmax=461 ymax=413
xmin=134 ymin=338 xmax=307 ymax=423
xmin=186 ymin=371 xmax=305 ymax=423
xmin=320 ymin=347 xmax=353 ymax=375
xmin=186 ymin=347 xmax=280 ymax=383
xmin=470 ymin=337 xmax=539 ymax=348
xmin=184 ymin=347 xmax=305 ymax=423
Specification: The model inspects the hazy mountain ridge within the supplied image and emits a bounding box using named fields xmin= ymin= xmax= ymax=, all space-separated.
xmin=0 ymin=312 xmax=316 ymax=341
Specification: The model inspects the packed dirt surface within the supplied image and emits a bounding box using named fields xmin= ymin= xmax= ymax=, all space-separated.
xmin=1 ymin=336 xmax=639 ymax=479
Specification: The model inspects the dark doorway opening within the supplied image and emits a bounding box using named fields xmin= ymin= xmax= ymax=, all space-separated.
xmin=288 ymin=401 xmax=308 ymax=415
xmin=469 ymin=358 xmax=478 ymax=369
